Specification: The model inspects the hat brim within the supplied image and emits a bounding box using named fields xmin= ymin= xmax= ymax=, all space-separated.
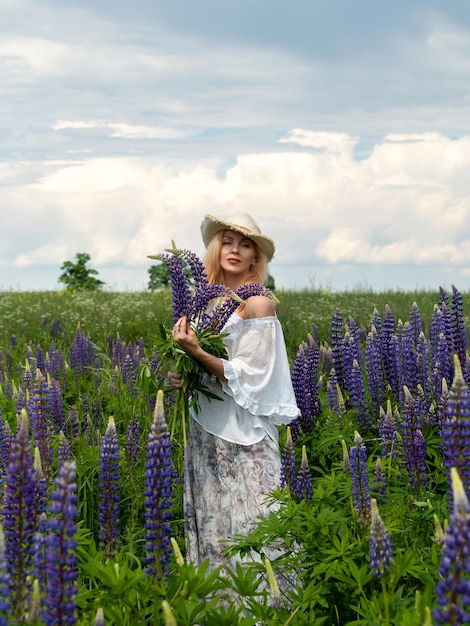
xmin=200 ymin=214 xmax=275 ymax=261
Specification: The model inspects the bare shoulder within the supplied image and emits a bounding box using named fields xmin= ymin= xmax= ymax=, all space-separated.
xmin=244 ymin=295 xmax=276 ymax=319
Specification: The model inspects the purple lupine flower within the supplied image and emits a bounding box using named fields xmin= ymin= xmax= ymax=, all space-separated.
xmin=438 ymin=292 xmax=454 ymax=381
xmin=42 ymin=460 xmax=78 ymax=626
xmin=3 ymin=410 xmax=37 ymax=619
xmin=370 ymin=307 xmax=382 ymax=335
xmin=126 ymin=417 xmax=141 ymax=464
xmin=409 ymin=301 xmax=423 ymax=345
xmin=416 ymin=331 xmax=431 ymax=409
xmin=0 ymin=525 xmax=11 ymax=626
xmin=349 ymin=431 xmax=371 ymax=529
xmin=33 ymin=511 xmax=48 ymax=596
xmin=28 ymin=369 xmax=54 ymax=479
xmin=378 ymin=399 xmax=398 ymax=459
xmin=122 ymin=354 xmax=137 ymax=397
xmin=199 ymin=283 xmax=275 ymax=333
xmin=49 ymin=378 xmax=66 ymax=433
xmin=192 ymin=284 xmax=235 ymax=330
xmin=451 ymin=285 xmax=469 ymax=383
xmin=158 ymin=253 xmax=193 ymax=324
xmin=401 ymin=386 xmax=428 ymax=492
xmin=380 ymin=305 xmax=401 ymax=399
xmin=326 ymin=368 xmax=345 ymax=417
xmin=290 ymin=335 xmax=321 ymax=436
xmin=23 ymin=363 xmax=34 ymax=391
xmin=330 ymin=308 xmax=346 ymax=393
xmin=399 ymin=321 xmax=418 ymax=396
xmin=433 ymin=467 xmax=470 ymax=624
xmin=144 ymin=390 xmax=173 ymax=578
xmin=45 ymin=341 xmax=66 ymax=380
xmin=99 ymin=417 xmax=120 ymax=559
xmin=295 ymin=445 xmax=313 ymax=500
xmin=280 ymin=427 xmax=296 ymax=490
xmin=34 ymin=447 xmax=49 ymax=517
xmin=347 ymin=316 xmax=362 ymax=359
xmin=180 ymin=248 xmax=209 ymax=292
xmin=0 ymin=415 xmax=12 ymax=470
xmin=437 ymin=378 xmax=450 ymax=453
xmin=112 ymin=336 xmax=126 ymax=368
xmin=341 ymin=332 xmax=353 ymax=401
xmin=58 ymin=431 xmax=72 ymax=466
xmin=369 ymin=498 xmax=393 ymax=577
xmin=440 ymin=356 xmax=470 ymax=499
xmin=342 ymin=320 xmax=362 ymax=395
xmin=430 ymin=304 xmax=445 ymax=360
xmin=433 ymin=332 xmax=452 ymax=401
xmin=347 ymin=359 xmax=372 ymax=431
xmin=15 ymin=385 xmax=27 ymax=414
xmin=365 ymin=325 xmax=384 ymax=413
xmin=36 ymin=346 xmax=46 ymax=374
xmin=65 ymin=405 xmax=80 ymax=440
xmin=70 ymin=327 xmax=96 ymax=375
xmin=373 ymin=458 xmax=387 ymax=504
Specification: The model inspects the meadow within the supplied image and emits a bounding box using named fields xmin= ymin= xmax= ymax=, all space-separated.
xmin=0 ymin=285 xmax=469 ymax=625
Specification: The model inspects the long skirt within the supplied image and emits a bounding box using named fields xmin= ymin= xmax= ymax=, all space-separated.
xmin=184 ymin=418 xmax=282 ymax=570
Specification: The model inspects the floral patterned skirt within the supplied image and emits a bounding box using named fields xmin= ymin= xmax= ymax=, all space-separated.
xmin=184 ymin=417 xmax=282 ymax=570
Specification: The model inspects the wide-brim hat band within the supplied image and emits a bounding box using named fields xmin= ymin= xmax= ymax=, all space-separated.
xmin=200 ymin=212 xmax=275 ymax=261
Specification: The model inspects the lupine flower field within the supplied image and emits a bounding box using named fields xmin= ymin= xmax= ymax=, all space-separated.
xmin=0 ymin=284 xmax=470 ymax=624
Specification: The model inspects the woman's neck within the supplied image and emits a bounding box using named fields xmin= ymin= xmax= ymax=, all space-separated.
xmin=222 ymin=272 xmax=251 ymax=291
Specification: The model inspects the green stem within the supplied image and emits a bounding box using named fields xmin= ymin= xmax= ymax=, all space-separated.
xmin=381 ymin=578 xmax=390 ymax=626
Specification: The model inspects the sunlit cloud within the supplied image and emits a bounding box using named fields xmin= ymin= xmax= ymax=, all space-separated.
xmin=52 ymin=120 xmax=191 ymax=139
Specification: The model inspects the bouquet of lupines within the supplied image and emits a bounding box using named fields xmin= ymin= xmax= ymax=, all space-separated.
xmin=142 ymin=242 xmax=276 ymax=452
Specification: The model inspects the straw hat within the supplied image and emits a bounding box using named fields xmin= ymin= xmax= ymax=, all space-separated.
xmin=200 ymin=212 xmax=275 ymax=260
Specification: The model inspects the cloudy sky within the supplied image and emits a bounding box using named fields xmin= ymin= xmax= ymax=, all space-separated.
xmin=2 ymin=0 xmax=470 ymax=292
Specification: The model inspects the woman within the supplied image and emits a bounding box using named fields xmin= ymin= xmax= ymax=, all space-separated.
xmin=171 ymin=212 xmax=299 ymax=570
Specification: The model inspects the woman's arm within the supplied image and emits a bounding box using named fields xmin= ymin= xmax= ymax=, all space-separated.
xmin=172 ymin=316 xmax=227 ymax=381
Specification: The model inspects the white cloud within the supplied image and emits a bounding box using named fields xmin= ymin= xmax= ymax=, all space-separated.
xmin=280 ymin=129 xmax=359 ymax=159
xmin=52 ymin=120 xmax=189 ymax=140
xmin=5 ymin=130 xmax=470 ymax=290
xmin=0 ymin=36 xmax=67 ymax=79
xmin=15 ymin=244 xmax=69 ymax=267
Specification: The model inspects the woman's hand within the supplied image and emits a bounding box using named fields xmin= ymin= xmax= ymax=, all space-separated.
xmin=172 ymin=315 xmax=227 ymax=382
xmin=172 ymin=316 xmax=200 ymax=357
xmin=168 ymin=371 xmax=183 ymax=389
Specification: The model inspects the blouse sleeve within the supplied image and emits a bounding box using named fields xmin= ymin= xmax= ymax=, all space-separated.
xmin=221 ymin=316 xmax=300 ymax=424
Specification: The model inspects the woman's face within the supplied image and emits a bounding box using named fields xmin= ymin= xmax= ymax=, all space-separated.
xmin=219 ymin=230 xmax=258 ymax=284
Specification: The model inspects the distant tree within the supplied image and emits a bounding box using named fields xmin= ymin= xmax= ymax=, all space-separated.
xmin=148 ymin=262 xmax=193 ymax=291
xmin=267 ymin=274 xmax=276 ymax=290
xmin=58 ymin=253 xmax=104 ymax=291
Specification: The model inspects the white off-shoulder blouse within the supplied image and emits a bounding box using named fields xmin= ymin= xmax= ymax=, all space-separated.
xmin=190 ymin=313 xmax=300 ymax=446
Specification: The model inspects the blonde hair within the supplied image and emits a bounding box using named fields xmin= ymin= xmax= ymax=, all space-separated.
xmin=204 ymin=230 xmax=270 ymax=287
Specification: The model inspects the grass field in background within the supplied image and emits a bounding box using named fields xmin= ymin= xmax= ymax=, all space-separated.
xmin=0 ymin=286 xmax=465 ymax=361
